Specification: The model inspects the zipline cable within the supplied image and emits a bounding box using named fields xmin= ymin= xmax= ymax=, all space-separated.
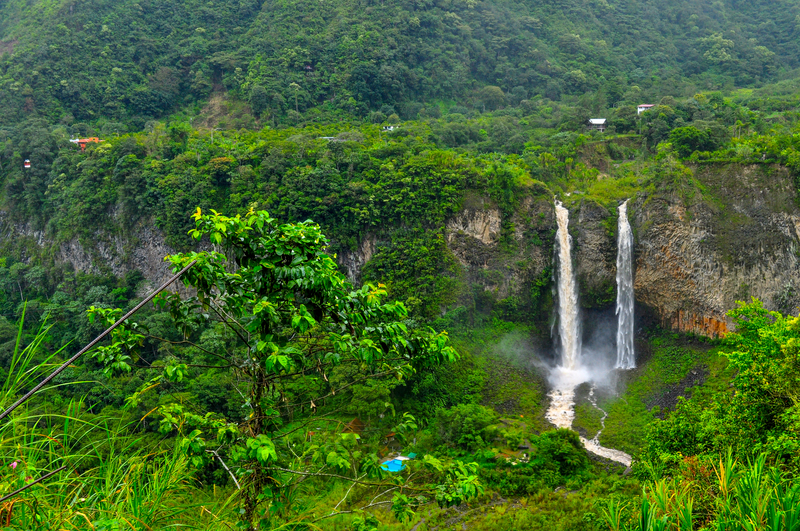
xmin=0 ymin=260 xmax=196 ymax=423
xmin=0 ymin=466 xmax=67 ymax=504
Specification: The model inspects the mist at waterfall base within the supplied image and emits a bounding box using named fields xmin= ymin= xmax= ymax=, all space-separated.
xmin=544 ymin=200 xmax=633 ymax=465
xmin=548 ymin=201 xmax=621 ymax=391
xmin=547 ymin=308 xmax=620 ymax=395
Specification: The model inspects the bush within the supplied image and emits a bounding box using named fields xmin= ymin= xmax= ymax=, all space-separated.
xmin=434 ymin=404 xmax=499 ymax=453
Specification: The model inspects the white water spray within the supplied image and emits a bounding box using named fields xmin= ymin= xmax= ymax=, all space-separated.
xmin=545 ymin=200 xmax=632 ymax=467
xmin=553 ymin=200 xmax=581 ymax=369
xmin=615 ymin=200 xmax=635 ymax=369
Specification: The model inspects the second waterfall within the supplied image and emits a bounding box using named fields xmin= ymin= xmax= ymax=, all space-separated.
xmin=615 ymin=200 xmax=635 ymax=369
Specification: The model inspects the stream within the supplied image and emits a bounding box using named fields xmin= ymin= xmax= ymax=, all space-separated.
xmin=545 ymin=372 xmax=632 ymax=467
xmin=545 ymin=199 xmax=633 ymax=468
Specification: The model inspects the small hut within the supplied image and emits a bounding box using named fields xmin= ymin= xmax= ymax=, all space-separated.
xmin=588 ymin=118 xmax=607 ymax=132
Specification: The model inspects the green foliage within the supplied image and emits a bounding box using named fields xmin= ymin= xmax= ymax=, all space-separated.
xmin=2 ymin=0 xmax=798 ymax=128
xmin=103 ymin=208 xmax=474 ymax=528
xmin=86 ymin=306 xmax=144 ymax=375
xmin=2 ymin=1 xmax=800 ymax=527
xmin=613 ymin=453 xmax=800 ymax=531
xmin=434 ymin=404 xmax=499 ymax=453
xmin=640 ymin=300 xmax=800 ymax=476
xmin=362 ymin=229 xmax=458 ymax=319
xmin=599 ymin=331 xmax=729 ymax=456
xmin=0 ymin=311 xmax=217 ymax=530
xmin=476 ymin=429 xmax=590 ymax=497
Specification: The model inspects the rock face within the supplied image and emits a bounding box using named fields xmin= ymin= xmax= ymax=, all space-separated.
xmin=2 ymin=164 xmax=797 ymax=338
xmin=338 ymin=235 xmax=376 ymax=285
xmin=574 ymin=200 xmax=617 ymax=308
xmin=430 ymin=164 xmax=800 ymax=338
xmin=444 ymin=195 xmax=554 ymax=303
xmin=0 ymin=217 xmax=181 ymax=294
xmin=632 ymin=164 xmax=800 ymax=336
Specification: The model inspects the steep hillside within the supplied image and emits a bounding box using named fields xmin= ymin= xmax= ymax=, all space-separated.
xmin=1 ymin=0 xmax=799 ymax=128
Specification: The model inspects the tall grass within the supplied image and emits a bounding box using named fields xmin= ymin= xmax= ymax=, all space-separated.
xmin=0 ymin=310 xmax=233 ymax=530
xmin=602 ymin=451 xmax=800 ymax=531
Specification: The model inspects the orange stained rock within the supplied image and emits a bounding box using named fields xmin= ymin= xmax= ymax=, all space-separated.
xmin=668 ymin=310 xmax=729 ymax=338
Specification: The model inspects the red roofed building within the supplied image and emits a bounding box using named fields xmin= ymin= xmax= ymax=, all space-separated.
xmin=69 ymin=137 xmax=102 ymax=152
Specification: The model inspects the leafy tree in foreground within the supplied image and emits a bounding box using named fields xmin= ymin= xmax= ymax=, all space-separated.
xmin=119 ymin=208 xmax=477 ymax=529
xmin=639 ymin=300 xmax=800 ymax=476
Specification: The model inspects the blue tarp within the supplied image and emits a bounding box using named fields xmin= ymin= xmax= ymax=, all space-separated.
xmin=380 ymin=459 xmax=406 ymax=472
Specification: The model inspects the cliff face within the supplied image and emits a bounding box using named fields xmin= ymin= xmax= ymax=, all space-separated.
xmin=444 ymin=194 xmax=555 ymax=304
xmin=2 ymin=164 xmax=797 ymax=338
xmin=632 ymin=164 xmax=800 ymax=336
xmin=430 ymin=163 xmax=800 ymax=337
xmin=573 ymin=199 xmax=617 ymax=308
xmin=0 ymin=218 xmax=180 ymax=294
xmin=336 ymin=193 xmax=557 ymax=318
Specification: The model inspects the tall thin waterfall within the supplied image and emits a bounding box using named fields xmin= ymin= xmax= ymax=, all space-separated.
xmin=554 ymin=200 xmax=581 ymax=369
xmin=615 ymin=200 xmax=635 ymax=369
xmin=546 ymin=200 xmax=633 ymax=467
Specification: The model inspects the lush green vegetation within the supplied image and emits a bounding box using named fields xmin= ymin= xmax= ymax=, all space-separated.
xmin=2 ymin=0 xmax=799 ymax=129
xmin=2 ymin=0 xmax=800 ymax=528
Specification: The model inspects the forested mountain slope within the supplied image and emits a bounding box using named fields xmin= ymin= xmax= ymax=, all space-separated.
xmin=1 ymin=0 xmax=799 ymax=128
xmin=3 ymin=1 xmax=800 ymax=529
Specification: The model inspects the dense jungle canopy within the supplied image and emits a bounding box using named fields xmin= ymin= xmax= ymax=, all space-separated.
xmin=1 ymin=0 xmax=800 ymax=529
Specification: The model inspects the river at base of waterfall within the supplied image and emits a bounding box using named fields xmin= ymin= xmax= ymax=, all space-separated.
xmin=545 ymin=367 xmax=632 ymax=467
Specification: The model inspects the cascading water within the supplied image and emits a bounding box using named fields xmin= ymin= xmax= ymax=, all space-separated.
xmin=545 ymin=200 xmax=632 ymax=467
xmin=581 ymin=386 xmax=632 ymax=466
xmin=553 ymin=200 xmax=581 ymax=369
xmin=545 ymin=200 xmax=587 ymax=430
xmin=615 ymin=200 xmax=635 ymax=369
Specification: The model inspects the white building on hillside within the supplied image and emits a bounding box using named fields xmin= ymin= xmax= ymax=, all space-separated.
xmin=588 ymin=118 xmax=607 ymax=132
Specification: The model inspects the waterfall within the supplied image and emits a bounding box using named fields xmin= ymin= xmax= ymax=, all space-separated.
xmin=545 ymin=200 xmax=633 ymax=467
xmin=615 ymin=200 xmax=635 ymax=369
xmin=553 ymin=200 xmax=581 ymax=369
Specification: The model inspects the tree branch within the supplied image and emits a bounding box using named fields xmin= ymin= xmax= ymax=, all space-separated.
xmin=206 ymin=449 xmax=241 ymax=490
xmin=208 ymin=302 xmax=250 ymax=350
xmin=209 ymin=301 xmax=251 ymax=346
xmin=311 ymin=500 xmax=394 ymax=524
xmin=145 ymin=335 xmax=234 ymax=365
xmin=332 ymin=474 xmax=366 ymax=512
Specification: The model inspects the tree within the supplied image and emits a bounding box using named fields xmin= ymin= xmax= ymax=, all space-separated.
xmin=699 ymin=33 xmax=736 ymax=66
xmin=668 ymin=126 xmax=712 ymax=158
xmin=479 ymin=86 xmax=505 ymax=112
xmin=116 ymin=208 xmax=476 ymax=529
xmin=249 ymin=85 xmax=269 ymax=118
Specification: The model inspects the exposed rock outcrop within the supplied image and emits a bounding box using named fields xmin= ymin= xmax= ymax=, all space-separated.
xmin=2 ymin=164 xmax=797 ymax=338
xmin=0 ymin=217 xmax=180 ymax=295
xmin=432 ymin=164 xmax=800 ymax=337
xmin=574 ymin=200 xmax=617 ymax=308
xmin=444 ymin=195 xmax=554 ymax=302
xmin=632 ymin=164 xmax=800 ymax=336
xmin=338 ymin=235 xmax=376 ymax=284
xmin=446 ymin=206 xmax=503 ymax=246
